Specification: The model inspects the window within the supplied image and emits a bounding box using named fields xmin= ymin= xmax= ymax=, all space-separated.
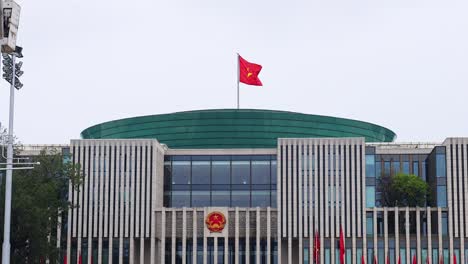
xmin=212 ymin=161 xmax=230 ymax=184
xmin=192 ymin=161 xmax=210 ymax=185
xmin=366 ymin=155 xmax=375 ymax=178
xmin=437 ymin=186 xmax=447 ymax=207
xmin=252 ymin=161 xmax=270 ymax=184
xmin=413 ymin=161 xmax=419 ymax=176
xmin=172 ymin=161 xmax=190 ymax=184
xmin=384 ymin=162 xmax=391 ymax=176
xmin=366 ymin=213 xmax=374 ymax=235
xmin=436 ymin=154 xmax=446 ymax=177
xmin=402 ymin=162 xmax=410 ymax=174
xmin=232 ymin=160 xmax=250 ymax=185
xmin=366 ymin=186 xmax=375 ymax=208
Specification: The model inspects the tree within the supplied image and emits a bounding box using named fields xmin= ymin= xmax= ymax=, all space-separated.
xmin=0 ymin=148 xmax=82 ymax=263
xmin=380 ymin=173 xmax=430 ymax=207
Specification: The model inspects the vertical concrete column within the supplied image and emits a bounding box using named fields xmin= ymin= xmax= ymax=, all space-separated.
xmin=161 ymin=209 xmax=166 ymax=264
xmin=108 ymin=143 xmax=115 ymax=264
xmin=395 ymin=207 xmax=399 ymax=263
xmin=182 ymin=208 xmax=187 ymax=264
xmin=150 ymin=211 xmax=155 ymax=264
xmin=304 ymin=142 xmax=309 ymax=238
xmin=457 ymin=139 xmax=465 ymax=264
xmin=224 ymin=224 xmax=229 ymax=264
xmin=277 ymin=141 xmax=282 ymax=264
xmin=246 ymin=209 xmax=250 ymax=264
xmin=308 ymin=141 xmax=314 ymax=263
xmin=373 ymin=208 xmax=378 ymax=263
xmin=129 ymin=143 xmax=136 ymax=264
xmin=90 ymin=142 xmax=97 ymax=263
xmin=330 ymin=142 xmax=335 ymax=264
xmin=446 ymin=143 xmax=454 ymax=259
xmin=139 ymin=238 xmax=144 ymax=264
xmin=235 ymin=208 xmax=239 ymax=264
xmin=214 ymin=237 xmax=218 ymax=264
xmin=203 ymin=208 xmax=207 ymax=264
xmin=98 ymin=144 xmax=106 ymax=264
xmin=345 ymin=139 xmax=351 ymax=238
xmin=298 ymin=141 xmax=303 ymax=263
xmin=438 ymin=208 xmax=443 ymax=263
xmin=267 ymin=207 xmax=271 ymax=264
xmin=171 ymin=210 xmax=176 ymax=264
xmin=318 ymin=140 xmax=324 ymax=264
xmin=416 ymin=207 xmax=421 ymax=264
xmin=384 ymin=208 xmax=388 ymax=264
xmin=293 ymin=140 xmax=298 ymax=238
xmin=361 ymin=143 xmax=366 ymax=261
xmin=287 ymin=140 xmax=293 ymax=264
xmin=324 ymin=141 xmax=329 ymax=238
xmin=193 ymin=209 xmax=197 ymax=264
xmin=406 ymin=208 xmax=410 ymax=264
xmin=256 ymin=207 xmax=261 ymax=264
xmin=427 ymin=207 xmax=432 ymax=264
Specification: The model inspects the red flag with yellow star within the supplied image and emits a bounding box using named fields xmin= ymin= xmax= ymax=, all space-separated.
xmin=238 ymin=55 xmax=263 ymax=86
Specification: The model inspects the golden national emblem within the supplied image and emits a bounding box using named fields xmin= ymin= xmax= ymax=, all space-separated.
xmin=205 ymin=211 xmax=226 ymax=233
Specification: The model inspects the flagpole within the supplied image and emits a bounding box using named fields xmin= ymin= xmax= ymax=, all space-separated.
xmin=236 ymin=53 xmax=240 ymax=109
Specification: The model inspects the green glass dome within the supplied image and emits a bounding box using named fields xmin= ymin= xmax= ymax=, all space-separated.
xmin=81 ymin=109 xmax=396 ymax=148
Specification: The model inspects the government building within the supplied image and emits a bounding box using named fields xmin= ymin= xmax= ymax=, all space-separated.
xmin=29 ymin=109 xmax=467 ymax=264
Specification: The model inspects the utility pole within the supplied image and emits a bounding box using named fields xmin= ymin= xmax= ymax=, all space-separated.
xmin=0 ymin=1 xmax=23 ymax=262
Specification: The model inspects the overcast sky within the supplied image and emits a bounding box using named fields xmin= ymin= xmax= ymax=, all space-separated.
xmin=1 ymin=0 xmax=467 ymax=144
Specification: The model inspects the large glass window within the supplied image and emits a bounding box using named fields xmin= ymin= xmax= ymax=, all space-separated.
xmin=366 ymin=213 xmax=374 ymax=235
xmin=212 ymin=161 xmax=230 ymax=185
xmin=192 ymin=161 xmax=210 ymax=185
xmin=413 ymin=161 xmax=419 ymax=176
xmin=436 ymin=154 xmax=446 ymax=177
xmin=232 ymin=188 xmax=250 ymax=207
xmin=384 ymin=162 xmax=391 ymax=176
xmin=232 ymin=160 xmax=250 ymax=185
xmin=437 ymin=186 xmax=447 ymax=207
xmin=366 ymin=186 xmax=375 ymax=208
xmin=402 ymin=162 xmax=410 ymax=174
xmin=376 ymin=161 xmax=382 ymax=178
xmin=252 ymin=161 xmax=270 ymax=184
xmin=172 ymin=161 xmax=190 ymax=184
xmin=165 ymin=155 xmax=276 ymax=207
xmin=366 ymin=155 xmax=375 ymax=178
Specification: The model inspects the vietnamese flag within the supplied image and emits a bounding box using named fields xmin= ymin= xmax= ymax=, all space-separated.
xmin=340 ymin=226 xmax=345 ymax=264
xmin=412 ymin=255 xmax=417 ymax=264
xmin=362 ymin=255 xmax=366 ymax=264
xmin=398 ymin=255 xmax=401 ymax=264
xmin=454 ymin=254 xmax=457 ymax=264
xmin=313 ymin=230 xmax=320 ymax=263
xmin=238 ymin=55 xmax=263 ymax=86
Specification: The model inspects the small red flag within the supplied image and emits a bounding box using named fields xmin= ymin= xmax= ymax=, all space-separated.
xmin=238 ymin=55 xmax=263 ymax=86
xmin=439 ymin=255 xmax=443 ymax=264
xmin=63 ymin=254 xmax=67 ymax=264
xmin=413 ymin=255 xmax=417 ymax=264
xmin=340 ymin=226 xmax=345 ymax=264
xmin=313 ymin=230 xmax=320 ymax=263
xmin=374 ymin=255 xmax=378 ymax=264
xmin=398 ymin=255 xmax=401 ymax=264
xmin=386 ymin=255 xmax=390 ymax=264
xmin=454 ymin=254 xmax=457 ymax=264
xmin=426 ymin=256 xmax=430 ymax=264
xmin=78 ymin=252 xmax=82 ymax=264
xmin=362 ymin=255 xmax=366 ymax=264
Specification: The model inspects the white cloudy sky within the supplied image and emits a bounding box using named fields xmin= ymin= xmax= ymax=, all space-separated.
xmin=1 ymin=0 xmax=467 ymax=144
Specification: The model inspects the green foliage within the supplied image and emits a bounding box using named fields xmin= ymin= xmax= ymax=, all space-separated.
xmin=380 ymin=173 xmax=429 ymax=207
xmin=0 ymin=149 xmax=82 ymax=263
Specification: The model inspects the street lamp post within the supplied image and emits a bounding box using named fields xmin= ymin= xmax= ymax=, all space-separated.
xmin=1 ymin=47 xmax=23 ymax=264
